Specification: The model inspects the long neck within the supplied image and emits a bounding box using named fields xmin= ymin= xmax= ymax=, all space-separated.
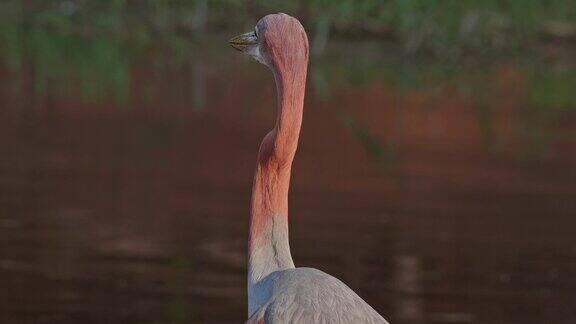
xmin=247 ymin=60 xmax=307 ymax=311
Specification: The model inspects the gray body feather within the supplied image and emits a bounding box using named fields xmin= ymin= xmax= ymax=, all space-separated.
xmin=248 ymin=267 xmax=388 ymax=323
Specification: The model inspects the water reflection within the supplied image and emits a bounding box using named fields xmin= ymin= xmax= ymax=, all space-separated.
xmin=0 ymin=25 xmax=575 ymax=324
xmin=394 ymin=255 xmax=424 ymax=323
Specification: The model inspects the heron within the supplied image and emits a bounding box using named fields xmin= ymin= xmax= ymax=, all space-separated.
xmin=229 ymin=13 xmax=389 ymax=323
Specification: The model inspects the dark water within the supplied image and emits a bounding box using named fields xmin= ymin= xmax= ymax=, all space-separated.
xmin=0 ymin=33 xmax=575 ymax=324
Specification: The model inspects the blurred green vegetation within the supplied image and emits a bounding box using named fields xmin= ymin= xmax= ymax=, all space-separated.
xmin=0 ymin=0 xmax=574 ymax=159
xmin=1 ymin=0 xmax=575 ymax=52
xmin=1 ymin=0 xmax=575 ymax=106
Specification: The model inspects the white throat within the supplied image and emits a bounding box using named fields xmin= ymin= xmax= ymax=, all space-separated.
xmin=246 ymin=43 xmax=269 ymax=67
xmin=247 ymin=214 xmax=294 ymax=316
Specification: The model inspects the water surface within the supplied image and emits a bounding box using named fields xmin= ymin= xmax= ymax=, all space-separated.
xmin=0 ymin=33 xmax=575 ymax=323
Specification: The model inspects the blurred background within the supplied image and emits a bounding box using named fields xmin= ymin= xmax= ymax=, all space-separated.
xmin=0 ymin=1 xmax=575 ymax=323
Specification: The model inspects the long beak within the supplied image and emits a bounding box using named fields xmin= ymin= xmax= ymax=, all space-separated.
xmin=229 ymin=32 xmax=258 ymax=52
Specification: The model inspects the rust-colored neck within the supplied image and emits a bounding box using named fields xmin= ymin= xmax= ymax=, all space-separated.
xmin=249 ymin=68 xmax=306 ymax=234
xmin=247 ymin=53 xmax=308 ymax=286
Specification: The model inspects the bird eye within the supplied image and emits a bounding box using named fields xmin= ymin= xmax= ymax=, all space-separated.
xmin=254 ymin=28 xmax=258 ymax=38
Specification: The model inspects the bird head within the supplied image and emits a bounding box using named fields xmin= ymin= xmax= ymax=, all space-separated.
xmin=229 ymin=13 xmax=309 ymax=73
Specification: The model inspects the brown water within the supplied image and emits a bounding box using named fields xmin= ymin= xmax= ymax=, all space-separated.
xmin=0 ymin=34 xmax=575 ymax=323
